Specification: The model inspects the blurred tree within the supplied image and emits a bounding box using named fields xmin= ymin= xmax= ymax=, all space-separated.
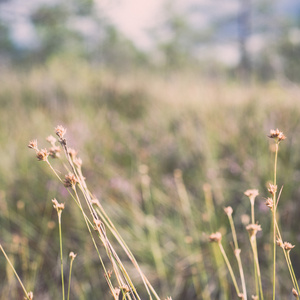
xmin=30 ymin=3 xmax=87 ymax=60
xmin=0 ymin=0 xmax=16 ymax=61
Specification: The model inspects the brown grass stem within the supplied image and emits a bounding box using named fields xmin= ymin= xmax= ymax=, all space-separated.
xmin=218 ymin=241 xmax=241 ymax=297
xmin=0 ymin=244 xmax=32 ymax=300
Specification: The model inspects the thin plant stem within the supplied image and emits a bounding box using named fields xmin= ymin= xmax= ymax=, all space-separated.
xmin=272 ymin=143 xmax=278 ymax=300
xmin=67 ymin=256 xmax=75 ymax=300
xmin=57 ymin=211 xmax=65 ymax=300
xmin=227 ymin=214 xmax=247 ymax=300
xmin=218 ymin=242 xmax=241 ymax=297
xmin=250 ymin=237 xmax=264 ymax=300
xmin=0 ymin=244 xmax=32 ymax=300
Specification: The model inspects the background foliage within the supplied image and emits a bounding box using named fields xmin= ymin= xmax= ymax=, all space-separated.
xmin=1 ymin=0 xmax=300 ymax=299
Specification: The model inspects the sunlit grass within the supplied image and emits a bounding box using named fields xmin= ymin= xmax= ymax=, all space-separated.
xmin=1 ymin=61 xmax=300 ymax=299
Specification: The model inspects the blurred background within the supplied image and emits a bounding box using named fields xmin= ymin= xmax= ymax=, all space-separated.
xmin=1 ymin=0 xmax=300 ymax=299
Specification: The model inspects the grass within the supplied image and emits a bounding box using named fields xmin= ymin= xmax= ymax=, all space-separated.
xmin=1 ymin=59 xmax=300 ymax=299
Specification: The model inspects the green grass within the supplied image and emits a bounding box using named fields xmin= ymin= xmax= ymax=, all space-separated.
xmin=1 ymin=58 xmax=300 ymax=299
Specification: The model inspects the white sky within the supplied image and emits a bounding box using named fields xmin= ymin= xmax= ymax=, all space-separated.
xmin=96 ymin=0 xmax=164 ymax=49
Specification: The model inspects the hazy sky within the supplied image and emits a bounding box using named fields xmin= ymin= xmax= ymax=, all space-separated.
xmin=97 ymin=0 xmax=164 ymax=49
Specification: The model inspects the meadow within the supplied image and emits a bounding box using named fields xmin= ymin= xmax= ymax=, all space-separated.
xmin=1 ymin=58 xmax=300 ymax=299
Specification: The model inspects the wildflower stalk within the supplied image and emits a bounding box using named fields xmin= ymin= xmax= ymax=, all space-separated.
xmin=224 ymin=207 xmax=247 ymax=300
xmin=244 ymin=190 xmax=260 ymax=298
xmin=209 ymin=233 xmax=241 ymax=297
xmin=267 ymin=129 xmax=286 ymax=300
xmin=52 ymin=199 xmax=65 ymax=300
xmin=67 ymin=252 xmax=77 ymax=300
xmin=272 ymin=143 xmax=278 ymax=300
xmin=0 ymin=244 xmax=32 ymax=300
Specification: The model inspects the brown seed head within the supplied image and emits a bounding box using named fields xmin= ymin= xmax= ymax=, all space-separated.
xmin=234 ymin=248 xmax=241 ymax=257
xmin=268 ymin=129 xmax=286 ymax=142
xmin=49 ymin=146 xmax=61 ymax=158
xmin=268 ymin=184 xmax=277 ymax=195
xmin=265 ymin=198 xmax=273 ymax=210
xmin=113 ymin=287 xmax=120 ymax=297
xmin=64 ymin=173 xmax=77 ymax=188
xmin=106 ymin=270 xmax=113 ymax=279
xmin=244 ymin=189 xmax=259 ymax=204
xmin=276 ymin=238 xmax=284 ymax=248
xmin=73 ymin=157 xmax=82 ymax=168
xmin=238 ymin=293 xmax=245 ymax=299
xmin=283 ymin=242 xmax=295 ymax=251
xmin=67 ymin=148 xmax=77 ymax=160
xmin=36 ymin=148 xmax=49 ymax=161
xmin=120 ymin=284 xmax=130 ymax=293
xmin=292 ymin=288 xmax=299 ymax=297
xmin=52 ymin=198 xmax=65 ymax=212
xmin=26 ymin=291 xmax=33 ymax=300
xmin=28 ymin=140 xmax=38 ymax=151
xmin=91 ymin=198 xmax=100 ymax=207
xmin=246 ymin=224 xmax=262 ymax=237
xmin=209 ymin=232 xmax=222 ymax=243
xmin=224 ymin=206 xmax=233 ymax=216
xmin=55 ymin=125 xmax=66 ymax=139
xmin=93 ymin=219 xmax=102 ymax=230
xmin=69 ymin=252 xmax=77 ymax=260
xmin=46 ymin=135 xmax=57 ymax=146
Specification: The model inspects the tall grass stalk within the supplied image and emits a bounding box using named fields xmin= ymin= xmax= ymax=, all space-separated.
xmin=272 ymin=143 xmax=278 ymax=300
xmin=29 ymin=127 xmax=163 ymax=300
xmin=267 ymin=129 xmax=286 ymax=300
xmin=174 ymin=170 xmax=209 ymax=300
xmin=209 ymin=232 xmax=241 ymax=298
xmin=0 ymin=244 xmax=33 ymax=300
xmin=224 ymin=207 xmax=247 ymax=300
xmin=204 ymin=184 xmax=229 ymax=299
xmin=52 ymin=199 xmax=65 ymax=300
xmin=67 ymin=252 xmax=76 ymax=300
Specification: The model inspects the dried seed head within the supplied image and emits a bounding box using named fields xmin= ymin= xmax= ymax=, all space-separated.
xmin=91 ymin=198 xmax=100 ymax=207
xmin=73 ymin=157 xmax=82 ymax=168
xmin=113 ymin=287 xmax=120 ymax=297
xmin=251 ymin=296 xmax=258 ymax=300
xmin=52 ymin=198 xmax=65 ymax=212
xmin=209 ymin=232 xmax=222 ymax=243
xmin=224 ymin=206 xmax=233 ymax=216
xmin=36 ymin=149 xmax=49 ymax=161
xmin=46 ymin=135 xmax=57 ymax=146
xmin=244 ymin=189 xmax=259 ymax=205
xmin=67 ymin=148 xmax=77 ymax=160
xmin=106 ymin=270 xmax=113 ymax=279
xmin=26 ymin=292 xmax=33 ymax=300
xmin=238 ymin=293 xmax=245 ymax=299
xmin=120 ymin=284 xmax=130 ymax=293
xmin=292 ymin=288 xmax=299 ymax=297
xmin=174 ymin=169 xmax=182 ymax=179
xmin=69 ymin=252 xmax=77 ymax=260
xmin=268 ymin=184 xmax=277 ymax=195
xmin=93 ymin=219 xmax=102 ymax=231
xmin=139 ymin=164 xmax=149 ymax=175
xmin=64 ymin=173 xmax=77 ymax=188
xmin=276 ymin=238 xmax=284 ymax=248
xmin=49 ymin=146 xmax=61 ymax=158
xmin=234 ymin=248 xmax=241 ymax=257
xmin=246 ymin=224 xmax=262 ymax=237
xmin=28 ymin=140 xmax=38 ymax=151
xmin=55 ymin=125 xmax=66 ymax=139
xmin=265 ymin=198 xmax=273 ymax=210
xmin=268 ymin=129 xmax=286 ymax=142
xmin=283 ymin=242 xmax=295 ymax=252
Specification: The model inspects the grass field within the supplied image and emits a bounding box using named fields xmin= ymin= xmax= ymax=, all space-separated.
xmin=1 ymin=58 xmax=300 ymax=299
